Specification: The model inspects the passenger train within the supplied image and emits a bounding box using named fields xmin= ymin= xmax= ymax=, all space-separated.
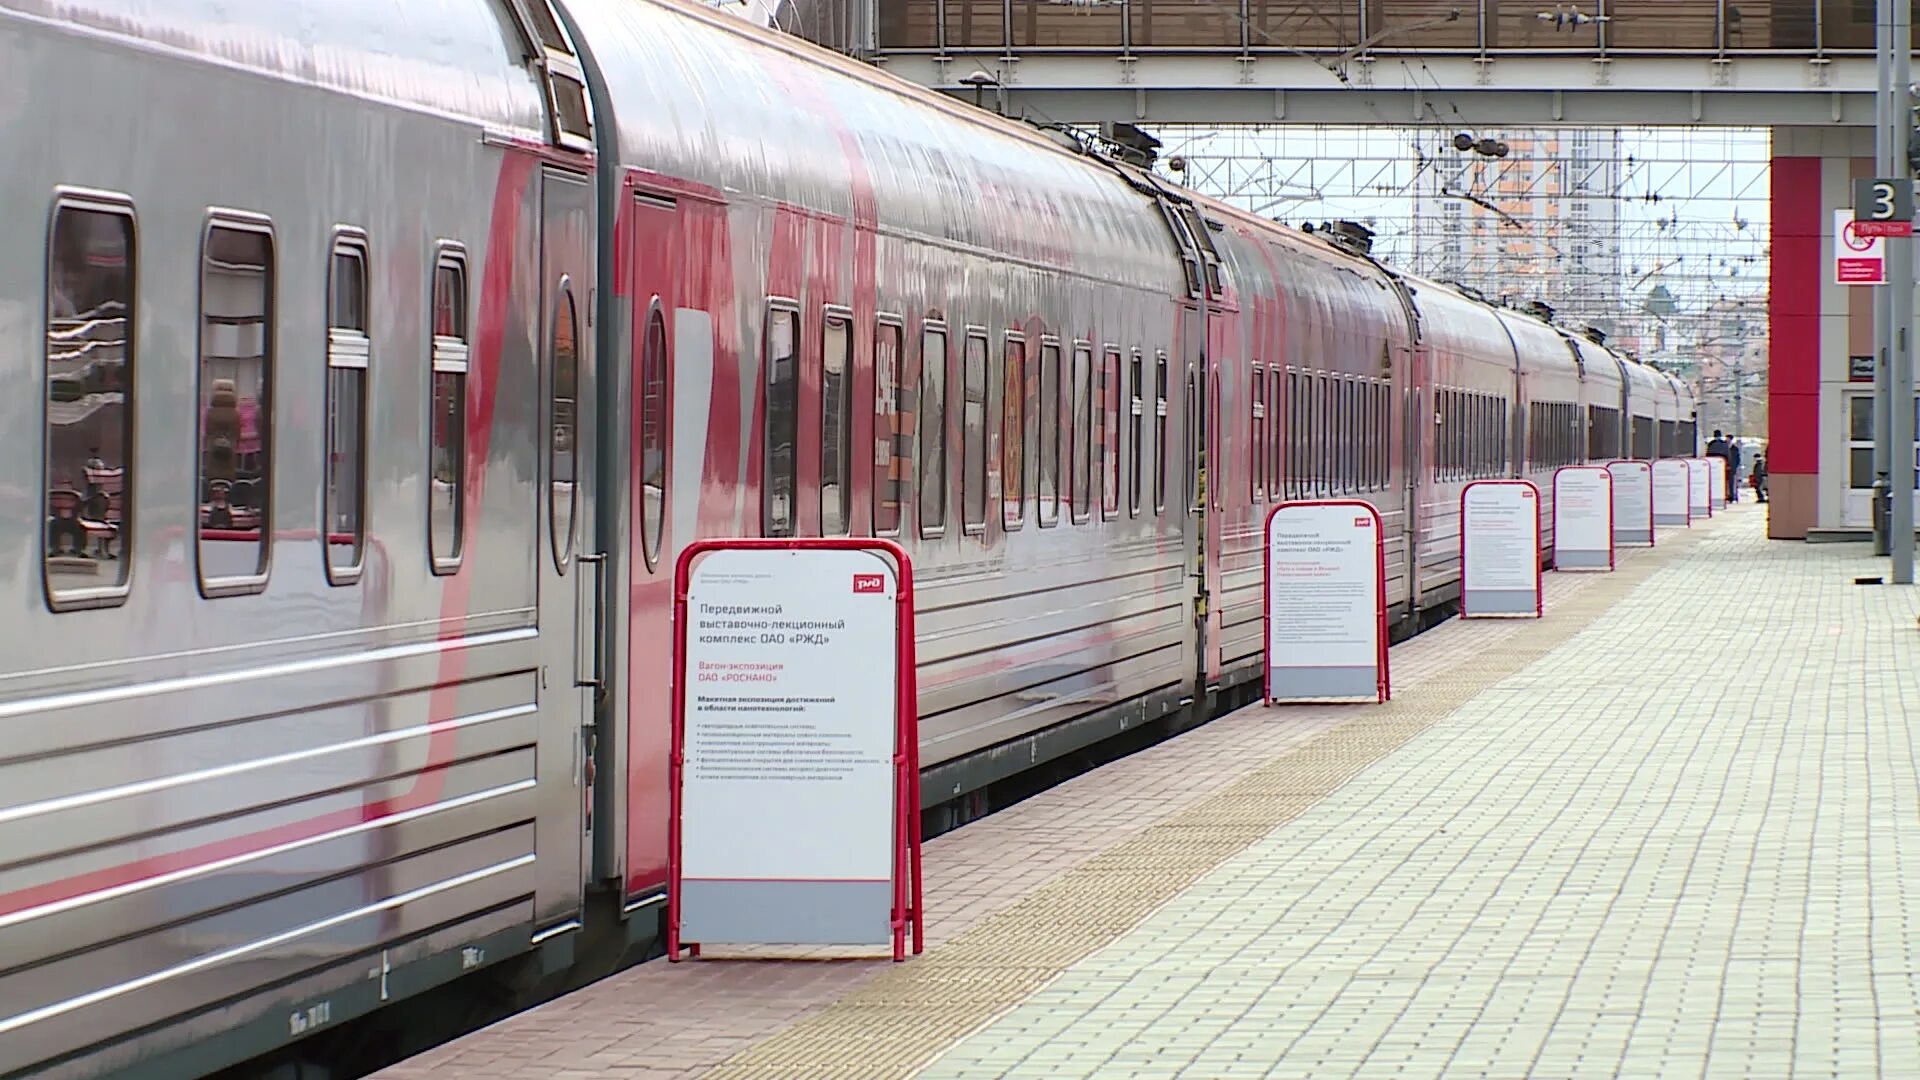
xmin=0 ymin=0 xmax=1699 ymax=1074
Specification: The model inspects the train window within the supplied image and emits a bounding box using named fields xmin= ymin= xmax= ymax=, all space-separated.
xmin=919 ymin=324 xmax=948 ymax=535
xmin=324 ymin=235 xmax=369 ymax=583
xmin=44 ymin=199 xmax=135 ymax=609
xmin=1251 ymin=365 xmax=1265 ymax=501
xmin=1317 ymin=374 xmax=1331 ymax=495
xmin=197 ymin=219 xmax=275 ymax=595
xmin=549 ymin=281 xmax=580 ymax=570
xmin=1002 ymin=333 xmax=1025 ymax=528
xmin=1270 ymin=370 xmax=1285 ymax=498
xmin=963 ymin=330 xmax=988 ymax=533
xmin=1072 ymin=343 xmax=1092 ymax=522
xmin=430 ymin=250 xmax=469 ymax=572
xmin=763 ymin=303 xmax=798 ymax=538
xmin=1155 ymin=351 xmax=1169 ymax=514
xmin=1210 ymin=370 xmax=1223 ymax=513
xmin=822 ymin=311 xmax=852 ymax=536
xmin=1342 ymin=380 xmax=1355 ymax=493
xmin=1102 ymin=347 xmax=1121 ymax=519
xmin=1377 ymin=383 xmax=1391 ymax=489
xmin=1129 ymin=350 xmax=1143 ymax=517
xmin=1184 ymin=366 xmax=1200 ymax=514
xmin=640 ymin=301 xmax=668 ymax=566
xmin=1039 ymin=339 xmax=1060 ymax=526
xmin=874 ymin=317 xmax=903 ymax=536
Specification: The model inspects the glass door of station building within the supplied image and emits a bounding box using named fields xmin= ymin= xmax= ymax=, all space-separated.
xmin=1844 ymin=390 xmax=1920 ymax=527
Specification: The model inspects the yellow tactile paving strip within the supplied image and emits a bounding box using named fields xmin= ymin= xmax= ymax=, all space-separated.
xmin=701 ymin=525 xmax=1713 ymax=1079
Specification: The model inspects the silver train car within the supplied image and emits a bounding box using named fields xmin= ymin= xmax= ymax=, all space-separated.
xmin=0 ymin=0 xmax=1697 ymax=1075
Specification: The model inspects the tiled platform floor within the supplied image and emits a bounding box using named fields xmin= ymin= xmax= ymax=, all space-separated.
xmin=377 ymin=506 xmax=1918 ymax=1078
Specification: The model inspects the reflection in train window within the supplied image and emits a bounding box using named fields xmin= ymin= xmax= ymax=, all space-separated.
xmin=1002 ymin=334 xmax=1025 ymax=528
xmin=919 ymin=324 xmax=947 ymax=535
xmin=1073 ymin=344 xmax=1092 ymax=522
xmin=1250 ymin=365 xmax=1265 ymax=501
xmin=764 ymin=304 xmax=798 ymax=538
xmin=1102 ymin=347 xmax=1120 ymax=518
xmin=962 ymin=330 xmax=988 ymax=532
xmin=198 ymin=220 xmax=274 ymax=593
xmin=430 ymin=250 xmax=469 ymax=572
xmin=1129 ymin=349 xmax=1143 ymax=516
xmin=822 ymin=311 xmax=852 ymax=536
xmin=549 ymin=283 xmax=580 ymax=569
xmin=1154 ymin=352 xmax=1169 ymax=514
xmin=44 ymin=200 xmax=135 ymax=608
xmin=325 ymin=236 xmax=369 ymax=583
xmin=874 ymin=318 xmax=903 ymax=536
xmin=1038 ymin=340 xmax=1060 ymax=526
xmin=640 ymin=301 xmax=667 ymax=568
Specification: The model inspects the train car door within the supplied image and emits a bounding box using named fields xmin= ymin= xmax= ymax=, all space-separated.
xmin=534 ymin=166 xmax=600 ymax=935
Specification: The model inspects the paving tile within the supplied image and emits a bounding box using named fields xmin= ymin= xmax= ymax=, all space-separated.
xmin=377 ymin=509 xmax=1920 ymax=1079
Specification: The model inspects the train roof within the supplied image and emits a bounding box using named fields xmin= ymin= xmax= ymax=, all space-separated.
xmin=2 ymin=0 xmax=549 ymax=136
xmin=564 ymin=0 xmax=1187 ymax=296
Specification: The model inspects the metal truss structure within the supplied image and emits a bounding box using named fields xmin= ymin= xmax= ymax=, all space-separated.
xmin=1152 ymin=123 xmax=1768 ymax=417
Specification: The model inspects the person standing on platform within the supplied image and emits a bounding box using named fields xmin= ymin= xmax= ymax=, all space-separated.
xmin=1705 ymin=430 xmax=1731 ymax=502
xmin=1726 ymin=438 xmax=1743 ymax=502
xmin=1751 ymin=451 xmax=1768 ymax=503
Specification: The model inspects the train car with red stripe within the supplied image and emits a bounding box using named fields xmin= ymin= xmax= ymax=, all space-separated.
xmin=0 ymin=0 xmax=1695 ymax=1075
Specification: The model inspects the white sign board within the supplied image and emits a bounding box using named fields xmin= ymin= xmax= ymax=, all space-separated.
xmin=1708 ymin=456 xmax=1728 ymax=508
xmin=1606 ymin=460 xmax=1655 ymax=547
xmin=678 ymin=546 xmax=901 ymax=946
xmin=1462 ymin=481 xmax=1542 ymax=618
xmin=1265 ymin=502 xmax=1387 ymax=703
xmin=1552 ymin=467 xmax=1613 ymax=571
xmin=1835 ymin=209 xmax=1887 ymax=286
xmin=1686 ymin=458 xmax=1713 ymax=519
xmin=1652 ymin=459 xmax=1691 ymax=526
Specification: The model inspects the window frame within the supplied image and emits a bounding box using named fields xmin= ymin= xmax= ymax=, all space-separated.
xmin=918 ymin=320 xmax=949 ymax=539
xmin=43 ymin=190 xmax=138 ymax=612
xmin=1102 ymin=345 xmax=1122 ymax=520
xmin=1128 ymin=348 xmax=1143 ymax=518
xmin=428 ymin=243 xmax=471 ymax=575
xmin=1153 ymin=350 xmax=1169 ymax=515
xmin=961 ymin=326 xmax=989 ymax=535
xmin=1038 ymin=336 xmax=1061 ymax=527
xmin=1072 ymin=341 xmax=1094 ymax=524
xmin=821 ymin=304 xmax=854 ymax=537
xmin=639 ymin=296 xmax=670 ymax=568
xmin=1251 ymin=363 xmax=1266 ymax=503
xmin=1002 ymin=329 xmax=1027 ymax=531
xmin=873 ymin=313 xmax=905 ymax=538
xmin=324 ymin=229 xmax=371 ymax=586
xmin=196 ymin=211 xmax=278 ymax=599
xmin=762 ymin=297 xmax=801 ymax=539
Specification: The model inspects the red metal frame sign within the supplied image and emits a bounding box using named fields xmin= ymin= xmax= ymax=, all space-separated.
xmin=667 ymin=538 xmax=923 ymax=963
xmin=1460 ymin=480 xmax=1544 ymax=619
xmin=1259 ymin=499 xmax=1397 ymax=703
xmin=1551 ymin=465 xmax=1616 ymax=572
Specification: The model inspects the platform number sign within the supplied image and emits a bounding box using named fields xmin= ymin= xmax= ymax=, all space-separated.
xmin=1853 ymin=178 xmax=1915 ymax=238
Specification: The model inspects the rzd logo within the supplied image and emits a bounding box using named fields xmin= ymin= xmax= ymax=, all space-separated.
xmin=852 ymin=574 xmax=886 ymax=593
xmin=1353 ymin=517 xmax=1370 ymax=528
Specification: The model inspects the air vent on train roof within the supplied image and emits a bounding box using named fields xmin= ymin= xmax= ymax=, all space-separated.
xmin=1524 ymin=300 xmax=1555 ymax=323
xmin=1321 ymin=220 xmax=1375 ymax=257
xmin=1582 ymin=325 xmax=1608 ymax=345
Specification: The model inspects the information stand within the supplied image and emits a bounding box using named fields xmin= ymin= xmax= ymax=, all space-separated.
xmin=1708 ymin=457 xmax=1728 ymax=508
xmin=1652 ymin=459 xmax=1691 ymax=527
xmin=1263 ymin=501 xmax=1389 ymax=704
xmin=1461 ymin=480 xmax=1543 ymax=618
xmin=1552 ymin=466 xmax=1614 ymax=571
xmin=1686 ymin=458 xmax=1714 ymax=519
xmin=1605 ymin=460 xmax=1655 ymax=547
xmin=668 ymin=539 xmax=923 ymax=962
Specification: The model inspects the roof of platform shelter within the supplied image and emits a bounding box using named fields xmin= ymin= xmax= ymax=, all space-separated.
xmin=860 ymin=2 xmax=1895 ymax=126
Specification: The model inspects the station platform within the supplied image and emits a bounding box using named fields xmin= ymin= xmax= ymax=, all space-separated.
xmin=373 ymin=506 xmax=1920 ymax=1079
